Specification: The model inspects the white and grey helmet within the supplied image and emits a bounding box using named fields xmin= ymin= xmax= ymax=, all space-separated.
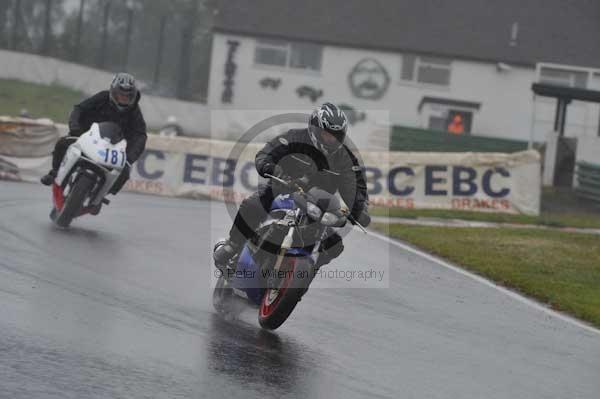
xmin=308 ymin=102 xmax=348 ymax=154
xmin=109 ymin=72 xmax=138 ymax=112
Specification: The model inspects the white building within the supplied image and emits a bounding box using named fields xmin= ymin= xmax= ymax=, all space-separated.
xmin=207 ymin=0 xmax=600 ymax=151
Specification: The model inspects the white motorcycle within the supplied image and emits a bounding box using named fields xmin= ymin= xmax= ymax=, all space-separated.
xmin=50 ymin=122 xmax=128 ymax=227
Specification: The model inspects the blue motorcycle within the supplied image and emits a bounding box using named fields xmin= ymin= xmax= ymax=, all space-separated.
xmin=213 ymin=174 xmax=365 ymax=330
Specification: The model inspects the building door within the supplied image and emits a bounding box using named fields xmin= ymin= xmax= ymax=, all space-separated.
xmin=554 ymin=137 xmax=578 ymax=187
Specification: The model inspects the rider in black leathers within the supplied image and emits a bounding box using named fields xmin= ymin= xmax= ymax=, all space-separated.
xmin=40 ymin=73 xmax=147 ymax=193
xmin=214 ymin=103 xmax=371 ymax=269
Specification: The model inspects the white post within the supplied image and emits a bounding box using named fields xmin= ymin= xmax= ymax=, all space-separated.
xmin=543 ymin=130 xmax=559 ymax=186
xmin=528 ymin=94 xmax=537 ymax=149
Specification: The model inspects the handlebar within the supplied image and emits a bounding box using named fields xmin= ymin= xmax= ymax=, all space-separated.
xmin=348 ymin=214 xmax=368 ymax=234
xmin=264 ymin=173 xmax=307 ymax=192
xmin=264 ymin=173 xmax=287 ymax=185
xmin=265 ymin=173 xmax=368 ymax=234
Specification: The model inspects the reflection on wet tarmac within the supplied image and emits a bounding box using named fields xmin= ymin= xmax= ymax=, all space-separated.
xmin=205 ymin=314 xmax=316 ymax=396
xmin=1 ymin=183 xmax=599 ymax=399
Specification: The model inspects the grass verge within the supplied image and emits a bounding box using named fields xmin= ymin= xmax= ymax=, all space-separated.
xmin=374 ymin=223 xmax=600 ymax=328
xmin=0 ymin=78 xmax=85 ymax=123
xmin=372 ymin=189 xmax=600 ymax=229
xmin=371 ymin=207 xmax=600 ymax=229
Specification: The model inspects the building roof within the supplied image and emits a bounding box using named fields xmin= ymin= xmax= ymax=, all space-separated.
xmin=532 ymin=83 xmax=600 ymax=103
xmin=214 ymin=0 xmax=600 ymax=68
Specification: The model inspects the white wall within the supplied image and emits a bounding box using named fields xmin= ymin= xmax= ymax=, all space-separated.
xmin=576 ymin=136 xmax=600 ymax=165
xmin=532 ymin=98 xmax=600 ymax=141
xmin=209 ymin=33 xmax=600 ymax=144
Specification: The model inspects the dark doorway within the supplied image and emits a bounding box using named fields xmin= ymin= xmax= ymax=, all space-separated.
xmin=554 ymin=137 xmax=578 ymax=187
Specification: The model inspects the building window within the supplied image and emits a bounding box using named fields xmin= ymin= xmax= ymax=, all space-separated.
xmin=539 ymin=67 xmax=588 ymax=89
xmin=592 ymin=73 xmax=600 ymax=90
xmin=401 ymin=54 xmax=452 ymax=86
xmin=254 ymin=39 xmax=288 ymax=67
xmin=446 ymin=110 xmax=472 ymax=135
xmin=289 ymin=43 xmax=322 ymax=71
xmin=419 ymin=97 xmax=480 ymax=135
xmin=401 ymin=55 xmax=417 ymax=80
xmin=428 ymin=112 xmax=472 ymax=134
xmin=254 ymin=39 xmax=322 ymax=71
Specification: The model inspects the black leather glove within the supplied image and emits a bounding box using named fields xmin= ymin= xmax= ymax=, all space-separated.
xmin=290 ymin=175 xmax=310 ymax=191
xmin=123 ymin=161 xmax=132 ymax=178
xmin=110 ymin=162 xmax=131 ymax=195
xmin=262 ymin=163 xmax=284 ymax=178
xmin=267 ymin=164 xmax=292 ymax=191
xmin=272 ymin=164 xmax=287 ymax=179
xmin=351 ymin=210 xmax=371 ymax=227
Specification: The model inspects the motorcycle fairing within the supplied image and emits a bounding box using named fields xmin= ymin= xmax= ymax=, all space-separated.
xmin=54 ymin=123 xmax=127 ymax=207
xmin=230 ymin=195 xmax=314 ymax=305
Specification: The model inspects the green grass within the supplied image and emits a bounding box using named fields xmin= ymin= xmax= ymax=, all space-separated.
xmin=372 ymin=188 xmax=600 ymax=229
xmin=371 ymin=207 xmax=600 ymax=229
xmin=0 ymin=79 xmax=85 ymax=123
xmin=375 ymin=224 xmax=600 ymax=328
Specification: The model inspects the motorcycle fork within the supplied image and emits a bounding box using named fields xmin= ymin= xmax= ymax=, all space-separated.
xmin=271 ymin=209 xmax=301 ymax=274
xmin=272 ymin=226 xmax=296 ymax=274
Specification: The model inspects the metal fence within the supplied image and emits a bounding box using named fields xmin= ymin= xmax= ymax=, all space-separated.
xmin=390 ymin=125 xmax=529 ymax=153
xmin=575 ymin=161 xmax=600 ymax=203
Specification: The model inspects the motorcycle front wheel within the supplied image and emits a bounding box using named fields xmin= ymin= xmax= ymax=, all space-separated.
xmin=258 ymin=256 xmax=314 ymax=330
xmin=53 ymin=173 xmax=95 ymax=228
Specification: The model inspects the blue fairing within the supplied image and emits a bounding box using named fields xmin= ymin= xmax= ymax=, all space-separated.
xmin=230 ymin=195 xmax=314 ymax=305
xmin=232 ymin=246 xmax=264 ymax=304
xmin=270 ymin=194 xmax=295 ymax=211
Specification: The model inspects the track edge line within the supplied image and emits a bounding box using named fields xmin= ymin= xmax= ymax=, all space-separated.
xmin=367 ymin=229 xmax=600 ymax=337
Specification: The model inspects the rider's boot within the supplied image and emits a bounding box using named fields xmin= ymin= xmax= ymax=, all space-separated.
xmin=40 ymin=169 xmax=57 ymax=186
xmin=89 ymin=203 xmax=102 ymax=216
xmin=315 ymin=256 xmax=330 ymax=269
xmin=213 ymin=239 xmax=242 ymax=271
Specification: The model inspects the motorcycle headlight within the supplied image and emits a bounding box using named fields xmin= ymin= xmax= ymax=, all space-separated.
xmin=306 ymin=202 xmax=322 ymax=220
xmin=321 ymin=212 xmax=340 ymax=227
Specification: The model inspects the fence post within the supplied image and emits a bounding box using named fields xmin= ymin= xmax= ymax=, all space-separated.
xmin=73 ymin=0 xmax=85 ymax=61
xmin=123 ymin=2 xmax=134 ymax=70
xmin=176 ymin=0 xmax=200 ymax=99
xmin=97 ymin=0 xmax=111 ymax=69
xmin=41 ymin=0 xmax=53 ymax=55
xmin=11 ymin=0 xmax=21 ymax=50
xmin=153 ymin=15 xmax=167 ymax=86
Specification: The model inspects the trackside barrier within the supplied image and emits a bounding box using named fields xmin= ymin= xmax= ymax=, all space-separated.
xmin=575 ymin=162 xmax=600 ymax=204
xmin=0 ymin=118 xmax=542 ymax=215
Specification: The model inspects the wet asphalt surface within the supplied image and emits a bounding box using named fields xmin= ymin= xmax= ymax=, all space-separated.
xmin=1 ymin=181 xmax=599 ymax=399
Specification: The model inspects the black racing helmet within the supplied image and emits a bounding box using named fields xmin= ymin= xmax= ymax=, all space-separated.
xmin=109 ymin=72 xmax=138 ymax=112
xmin=308 ymin=102 xmax=348 ymax=154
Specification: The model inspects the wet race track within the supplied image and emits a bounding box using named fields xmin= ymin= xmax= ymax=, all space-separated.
xmin=1 ymin=181 xmax=600 ymax=399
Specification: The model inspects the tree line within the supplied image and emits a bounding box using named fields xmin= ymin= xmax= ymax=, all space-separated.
xmin=0 ymin=0 xmax=215 ymax=102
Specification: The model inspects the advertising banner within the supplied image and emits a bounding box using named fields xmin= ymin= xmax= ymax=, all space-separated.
xmin=0 ymin=119 xmax=541 ymax=215
xmin=125 ymin=136 xmax=541 ymax=215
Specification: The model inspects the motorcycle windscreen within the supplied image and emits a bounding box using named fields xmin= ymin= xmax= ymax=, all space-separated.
xmin=270 ymin=195 xmax=296 ymax=211
xmin=97 ymin=122 xmax=124 ymax=144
